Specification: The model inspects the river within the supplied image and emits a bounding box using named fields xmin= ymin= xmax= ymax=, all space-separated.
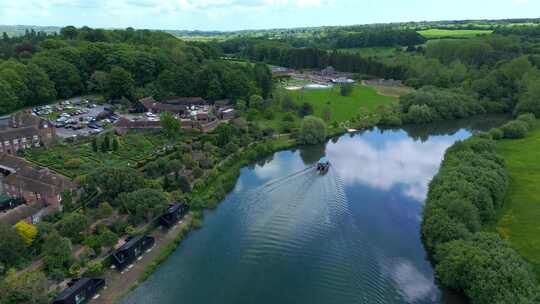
xmin=121 ymin=116 xmax=507 ymax=304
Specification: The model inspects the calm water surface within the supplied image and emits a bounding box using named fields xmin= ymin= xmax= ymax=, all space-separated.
xmin=122 ymin=116 xmax=507 ymax=304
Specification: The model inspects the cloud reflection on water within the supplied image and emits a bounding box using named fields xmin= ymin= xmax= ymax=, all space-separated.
xmin=326 ymin=131 xmax=457 ymax=202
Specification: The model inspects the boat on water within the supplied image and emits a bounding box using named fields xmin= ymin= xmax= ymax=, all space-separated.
xmin=316 ymin=157 xmax=330 ymax=174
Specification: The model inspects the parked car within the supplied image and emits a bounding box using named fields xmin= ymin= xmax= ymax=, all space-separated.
xmin=89 ymin=128 xmax=103 ymax=135
xmin=87 ymin=104 xmax=97 ymax=108
xmin=88 ymin=122 xmax=101 ymax=129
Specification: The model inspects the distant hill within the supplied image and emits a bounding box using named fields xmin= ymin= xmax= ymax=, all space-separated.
xmin=0 ymin=25 xmax=61 ymax=37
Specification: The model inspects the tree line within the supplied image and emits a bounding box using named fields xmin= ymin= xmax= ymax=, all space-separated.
xmin=0 ymin=26 xmax=272 ymax=114
xmin=422 ymin=131 xmax=539 ymax=303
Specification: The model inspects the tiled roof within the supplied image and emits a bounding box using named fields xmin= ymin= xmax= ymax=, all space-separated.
xmin=0 ymin=154 xmax=29 ymax=173
xmin=0 ymin=201 xmax=48 ymax=225
xmin=114 ymin=118 xmax=162 ymax=129
xmin=161 ymin=96 xmax=206 ymax=105
xmin=0 ymin=126 xmax=40 ymax=142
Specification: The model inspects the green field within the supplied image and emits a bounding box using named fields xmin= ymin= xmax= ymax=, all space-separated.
xmin=495 ymin=121 xmax=540 ymax=277
xmin=418 ymin=29 xmax=493 ymax=39
xmin=287 ymin=84 xmax=397 ymax=123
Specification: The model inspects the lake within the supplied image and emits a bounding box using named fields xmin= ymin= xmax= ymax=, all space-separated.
xmin=122 ymin=116 xmax=507 ymax=304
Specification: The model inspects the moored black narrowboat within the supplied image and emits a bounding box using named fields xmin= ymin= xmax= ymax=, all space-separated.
xmin=111 ymin=235 xmax=155 ymax=270
xmin=51 ymin=277 xmax=105 ymax=304
xmin=159 ymin=202 xmax=189 ymax=228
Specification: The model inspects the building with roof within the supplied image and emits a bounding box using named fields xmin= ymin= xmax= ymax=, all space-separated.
xmin=135 ymin=96 xmax=208 ymax=116
xmin=51 ymin=277 xmax=105 ymax=304
xmin=0 ymin=153 xmax=74 ymax=225
xmin=0 ymin=112 xmax=56 ymax=155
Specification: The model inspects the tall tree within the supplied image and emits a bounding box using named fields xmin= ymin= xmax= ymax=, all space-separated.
xmin=108 ymin=66 xmax=135 ymax=100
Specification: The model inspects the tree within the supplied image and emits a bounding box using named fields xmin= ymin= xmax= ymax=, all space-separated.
xmin=177 ymin=175 xmax=191 ymax=193
xmin=514 ymin=78 xmax=540 ymax=116
xmin=281 ymin=95 xmax=296 ymax=112
xmin=323 ymin=105 xmax=332 ymax=122
xmin=115 ymin=188 xmax=168 ymax=223
xmin=25 ymin=63 xmax=57 ymax=104
xmin=112 ymin=137 xmax=119 ymax=151
xmin=14 ymin=221 xmax=38 ymax=246
xmin=108 ymin=66 xmax=135 ymax=100
xmin=0 ymin=222 xmax=26 ymax=268
xmin=340 ymin=84 xmax=354 ymax=96
xmin=42 ymin=232 xmax=72 ymax=279
xmin=87 ymin=167 xmax=145 ymax=201
xmin=100 ymin=137 xmax=109 ymax=153
xmin=97 ymin=202 xmax=114 ymax=219
xmin=235 ymin=99 xmax=247 ymax=112
xmin=299 ymin=102 xmax=313 ymax=117
xmin=87 ymin=70 xmax=109 ymax=95
xmin=249 ymin=94 xmax=264 ymax=109
xmin=160 ymin=112 xmax=180 ymax=138
xmin=56 ymin=213 xmax=89 ymax=243
xmin=0 ymin=79 xmax=20 ymax=114
xmin=98 ymin=227 xmax=118 ymax=249
xmin=60 ymin=26 xmax=78 ymax=40
xmin=0 ymin=270 xmax=49 ymax=304
xmin=92 ymin=137 xmax=98 ymax=152
xmin=435 ymin=233 xmax=538 ymax=304
xmin=298 ymin=116 xmax=327 ymax=145
xmin=254 ymin=63 xmax=273 ymax=98
xmin=500 ymin=120 xmax=529 ymax=139
xmin=31 ymin=56 xmax=82 ymax=98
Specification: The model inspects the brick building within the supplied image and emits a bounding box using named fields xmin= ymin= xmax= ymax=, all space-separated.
xmin=0 ymin=154 xmax=74 ymax=225
xmin=0 ymin=112 xmax=56 ymax=155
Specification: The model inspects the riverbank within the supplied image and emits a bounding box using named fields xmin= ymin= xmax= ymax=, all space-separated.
xmin=93 ymin=215 xmax=193 ymax=304
xmin=95 ymin=135 xmax=297 ymax=303
xmin=421 ymin=117 xmax=540 ymax=303
xmin=495 ymin=120 xmax=540 ymax=278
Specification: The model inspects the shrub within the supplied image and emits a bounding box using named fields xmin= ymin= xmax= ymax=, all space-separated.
xmin=405 ymin=104 xmax=437 ymax=124
xmin=516 ymin=113 xmax=536 ymax=128
xmin=500 ymin=120 xmax=529 ymax=139
xmin=488 ymin=128 xmax=504 ymax=140
xmin=64 ymin=158 xmax=83 ymax=169
xmin=340 ymin=84 xmax=354 ymax=96
xmin=85 ymin=261 xmax=104 ymax=277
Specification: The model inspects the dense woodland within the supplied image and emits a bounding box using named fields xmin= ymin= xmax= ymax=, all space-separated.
xmin=0 ymin=26 xmax=272 ymax=114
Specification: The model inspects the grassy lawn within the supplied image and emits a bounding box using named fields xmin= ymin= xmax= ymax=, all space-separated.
xmin=495 ymin=121 xmax=540 ymax=277
xmin=418 ymin=29 xmax=493 ymax=39
xmin=286 ymin=84 xmax=397 ymax=124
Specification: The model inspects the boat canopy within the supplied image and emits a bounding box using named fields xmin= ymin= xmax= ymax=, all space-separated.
xmin=318 ymin=157 xmax=330 ymax=165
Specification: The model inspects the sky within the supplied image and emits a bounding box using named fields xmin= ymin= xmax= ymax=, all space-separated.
xmin=0 ymin=0 xmax=539 ymax=31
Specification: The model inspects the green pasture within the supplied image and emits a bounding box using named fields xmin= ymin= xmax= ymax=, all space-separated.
xmin=495 ymin=121 xmax=540 ymax=278
xmin=418 ymin=29 xmax=493 ymax=39
xmin=287 ymin=84 xmax=397 ymax=123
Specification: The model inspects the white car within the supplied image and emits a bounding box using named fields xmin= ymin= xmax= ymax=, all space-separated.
xmin=145 ymin=112 xmax=157 ymax=118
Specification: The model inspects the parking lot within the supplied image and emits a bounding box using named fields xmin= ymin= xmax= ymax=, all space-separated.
xmin=32 ymin=96 xmax=118 ymax=139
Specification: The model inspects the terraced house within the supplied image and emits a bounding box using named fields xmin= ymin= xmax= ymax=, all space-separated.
xmin=0 ymin=153 xmax=74 ymax=225
xmin=0 ymin=112 xmax=56 ymax=155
